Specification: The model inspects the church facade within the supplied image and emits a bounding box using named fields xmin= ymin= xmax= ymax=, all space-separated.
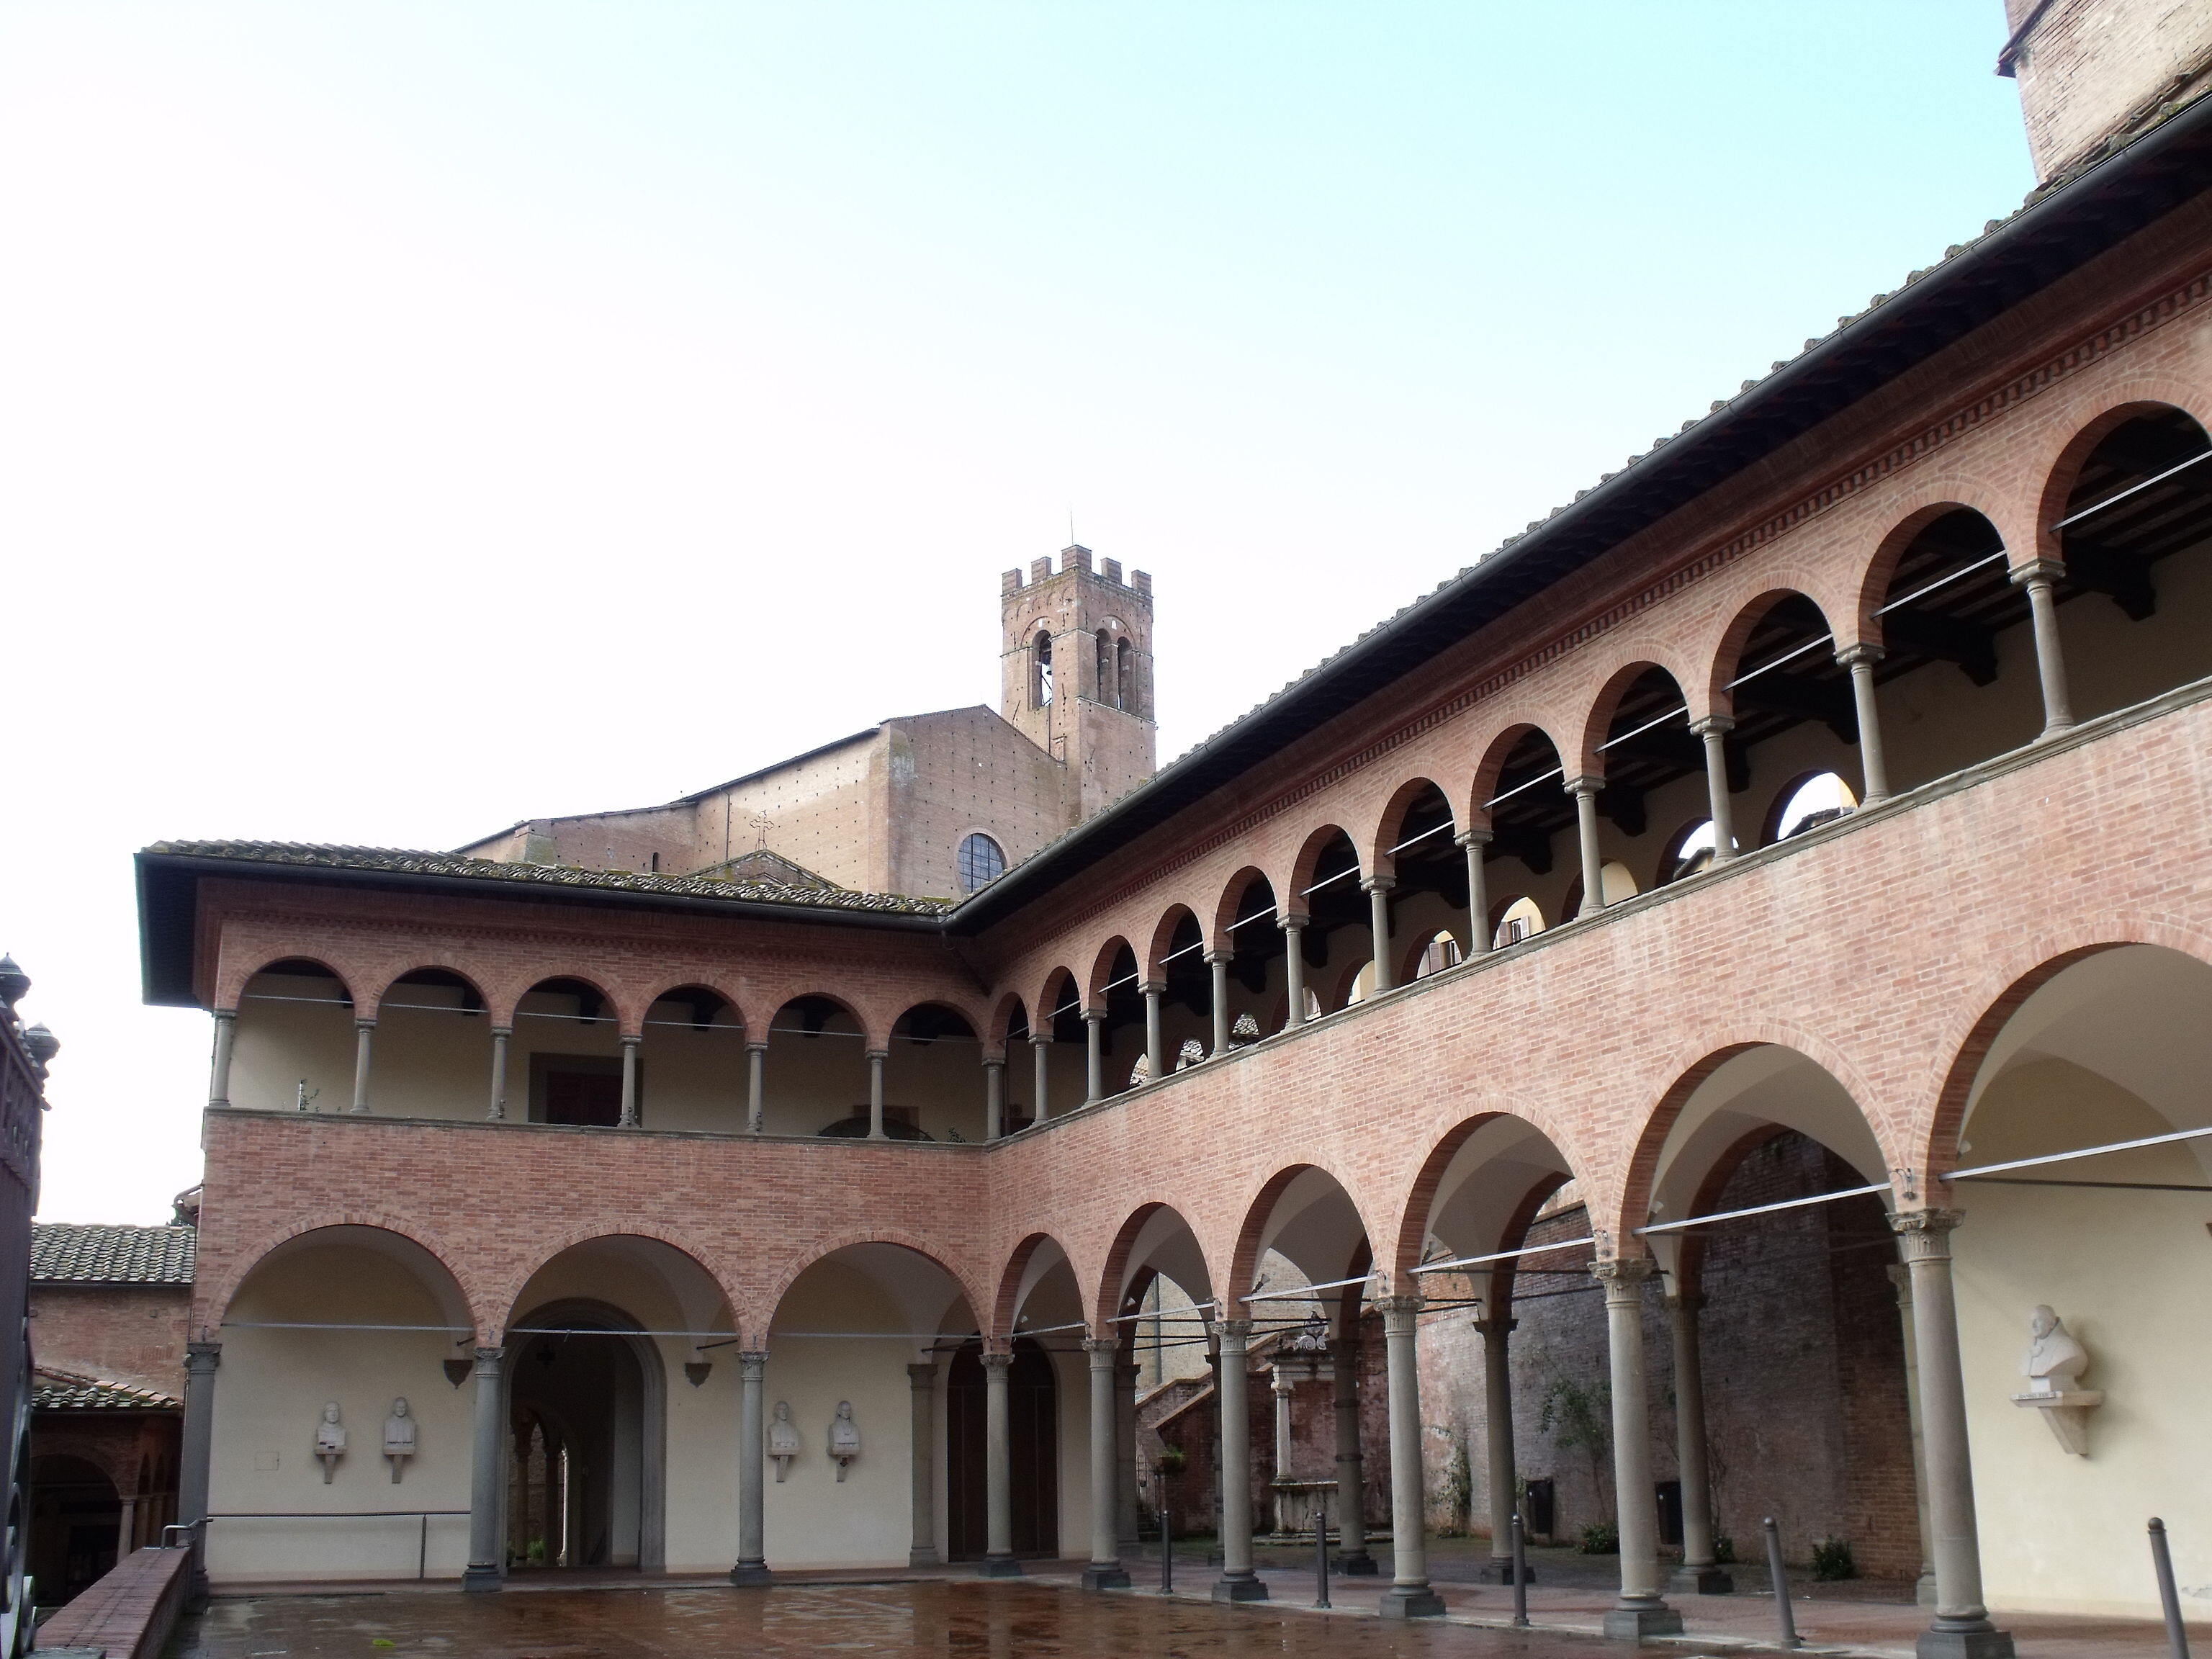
xmin=134 ymin=10 xmax=2212 ymax=1653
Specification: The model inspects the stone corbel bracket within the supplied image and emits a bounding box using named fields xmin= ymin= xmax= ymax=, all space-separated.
xmin=2012 ymin=1390 xmax=2103 ymax=1455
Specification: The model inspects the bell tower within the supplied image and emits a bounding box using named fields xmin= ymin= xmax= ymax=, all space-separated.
xmin=1000 ymin=545 xmax=1157 ymax=822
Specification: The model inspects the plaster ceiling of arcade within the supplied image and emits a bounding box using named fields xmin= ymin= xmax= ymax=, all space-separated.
xmin=1254 ymin=1168 xmax=1368 ymax=1289
xmin=1115 ymin=1208 xmax=1212 ymax=1311
xmin=1648 ymin=1046 xmax=1889 ymax=1224
xmin=511 ymin=1236 xmax=732 ymax=1335
xmin=230 ymin=1225 xmax=472 ymax=1331
xmin=1424 ymin=1117 xmax=1574 ymax=1259
xmin=802 ymin=1242 xmax=974 ymax=1338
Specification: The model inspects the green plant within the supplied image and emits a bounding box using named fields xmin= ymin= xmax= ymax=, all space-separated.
xmin=1811 ymin=1536 xmax=1856 ymax=1581
xmin=1712 ymin=1532 xmax=1736 ymax=1565
xmin=1578 ymin=1521 xmax=1620 ymax=1555
xmin=1536 ymin=1367 xmax=1612 ymax=1507
xmin=1439 ymin=1431 xmax=1472 ymax=1531
xmin=1157 ymin=1444 xmax=1187 ymax=1475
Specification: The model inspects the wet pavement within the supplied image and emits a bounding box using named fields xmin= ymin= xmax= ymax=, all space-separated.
xmin=174 ymin=1579 xmax=1685 ymax=1658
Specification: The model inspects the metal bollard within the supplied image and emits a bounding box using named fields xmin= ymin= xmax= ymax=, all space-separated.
xmin=1313 ymin=1493 xmax=1331 ymax=1609
xmin=1763 ymin=1517 xmax=1802 ymax=1650
xmin=1160 ymin=1504 xmax=1173 ymax=1595
xmin=2151 ymin=1519 xmax=2192 ymax=1659
xmin=1511 ymin=1511 xmax=1529 ymax=1628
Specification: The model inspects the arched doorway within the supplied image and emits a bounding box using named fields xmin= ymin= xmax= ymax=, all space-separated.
xmin=27 ymin=1454 xmax=119 ymax=1606
xmin=945 ymin=1338 xmax=1058 ymax=1561
xmin=505 ymin=1299 xmax=663 ymax=1573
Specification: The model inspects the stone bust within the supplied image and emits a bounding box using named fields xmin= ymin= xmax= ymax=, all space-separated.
xmin=383 ymin=1398 xmax=418 ymax=1483
xmin=314 ymin=1402 xmax=346 ymax=1484
xmin=2023 ymin=1304 xmax=2090 ymax=1394
xmin=767 ymin=1400 xmax=801 ymax=1483
xmin=828 ymin=1400 xmax=861 ymax=1481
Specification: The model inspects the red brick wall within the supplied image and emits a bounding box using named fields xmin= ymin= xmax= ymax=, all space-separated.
xmin=30 ymin=1285 xmax=191 ymax=1400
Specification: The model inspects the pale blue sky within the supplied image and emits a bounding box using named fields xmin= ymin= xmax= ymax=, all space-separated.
xmin=0 ymin=3 xmax=2033 ymax=1219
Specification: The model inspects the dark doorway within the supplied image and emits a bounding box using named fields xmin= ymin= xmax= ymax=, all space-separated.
xmin=28 ymin=1455 xmax=120 ymax=1607
xmin=506 ymin=1306 xmax=655 ymax=1570
xmin=945 ymin=1339 xmax=1059 ymax=1560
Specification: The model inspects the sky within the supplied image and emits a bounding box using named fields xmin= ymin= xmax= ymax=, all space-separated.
xmin=0 ymin=2 xmax=2036 ymax=1223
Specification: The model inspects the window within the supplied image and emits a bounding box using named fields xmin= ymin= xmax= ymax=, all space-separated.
xmin=529 ymin=1054 xmax=633 ymax=1127
xmin=958 ymin=833 xmax=1007 ymax=893
xmin=1097 ymin=629 xmax=1115 ymax=708
xmin=1415 ymin=930 xmax=1462 ymax=979
xmin=1115 ymin=638 xmax=1133 ymax=711
xmin=1032 ymin=629 xmax=1053 ymax=707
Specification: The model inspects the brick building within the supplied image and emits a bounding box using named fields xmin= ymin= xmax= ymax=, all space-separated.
xmin=127 ymin=9 xmax=2212 ymax=1653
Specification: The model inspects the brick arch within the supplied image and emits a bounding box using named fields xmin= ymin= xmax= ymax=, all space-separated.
xmin=513 ymin=968 xmax=630 ymax=1038
xmin=747 ymin=1229 xmax=993 ymax=1349
xmin=983 ymin=989 xmax=1030 ymax=1060
xmin=1031 ymin=968 xmax=1081 ymax=1033
xmin=1284 ymin=824 xmax=1362 ymax=919
xmin=1210 ymin=865 xmax=1276 ymax=950
xmin=1086 ymin=935 xmax=1139 ymax=1007
xmin=1570 ymin=651 xmax=1702 ymax=780
xmin=765 ymin=986 xmax=881 ymax=1049
xmin=990 ymin=1231 xmax=1087 ymax=1344
xmin=1608 ymin=1020 xmax=1899 ymax=1256
xmin=1913 ymin=919 xmax=2212 ymax=1186
xmin=1700 ymin=584 xmax=1842 ymax=722
xmin=1145 ymin=904 xmax=1204 ymax=981
xmin=1853 ymin=494 xmax=2010 ymax=649
xmin=1466 ymin=719 xmax=1571 ymax=830
xmin=1092 ymin=1200 xmax=1218 ymax=1335
xmin=1222 ymin=1156 xmax=1382 ymax=1316
xmin=197 ymin=1213 xmax=485 ymax=1344
xmin=217 ymin=950 xmax=362 ymax=1016
xmin=636 ymin=976 xmax=751 ymax=1033
xmin=1388 ymin=1097 xmax=1596 ymax=1287
xmin=1364 ymin=775 xmax=1457 ymax=879
xmin=2026 ymin=380 xmax=2212 ymax=565
xmin=369 ymin=961 xmax=496 ymax=1023
xmin=487 ymin=1223 xmax=744 ymax=1344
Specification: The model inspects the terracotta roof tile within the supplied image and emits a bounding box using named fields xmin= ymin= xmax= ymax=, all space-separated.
xmin=32 ymin=1367 xmax=181 ymax=1412
xmin=30 ymin=1223 xmax=196 ymax=1285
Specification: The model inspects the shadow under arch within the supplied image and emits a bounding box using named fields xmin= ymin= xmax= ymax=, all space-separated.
xmin=1226 ymin=1161 xmax=1379 ymax=1313
xmin=1094 ymin=1201 xmax=1215 ymax=1334
xmin=204 ymin=1218 xmax=476 ymax=1342
xmin=1390 ymin=1110 xmax=1585 ymax=1289
xmin=992 ymin=1231 xmax=1086 ymax=1343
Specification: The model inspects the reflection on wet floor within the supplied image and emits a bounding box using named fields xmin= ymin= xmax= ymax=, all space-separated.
xmin=175 ymin=1581 xmax=1683 ymax=1658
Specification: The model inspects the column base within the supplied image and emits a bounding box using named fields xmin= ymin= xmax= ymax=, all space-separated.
xmin=1916 ymin=1622 xmax=2015 ymax=1659
xmin=1488 ymin=1556 xmax=1535 ymax=1584
xmin=1378 ymin=1584 xmax=1447 ymax=1619
xmin=1916 ymin=1573 xmax=1939 ymax=1606
xmin=1602 ymin=1603 xmax=1684 ymax=1639
xmin=981 ymin=1555 xmax=1025 ymax=1578
xmin=461 ymin=1563 xmax=504 ymax=1593
xmin=1082 ymin=1563 xmax=1132 ymax=1591
xmin=1669 ymin=1564 xmax=1732 ymax=1594
xmin=1211 ymin=1572 xmax=1269 ymax=1603
xmin=1336 ymin=1550 xmax=1380 ymax=1576
xmin=729 ymin=1562 xmax=773 ymax=1586
xmin=909 ymin=1548 xmax=940 ymax=1569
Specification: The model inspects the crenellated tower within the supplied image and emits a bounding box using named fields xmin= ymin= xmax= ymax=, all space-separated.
xmin=1000 ymin=545 xmax=1157 ymax=822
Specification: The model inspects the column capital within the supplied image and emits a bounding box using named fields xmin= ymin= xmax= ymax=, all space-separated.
xmin=2009 ymin=557 xmax=2067 ymax=587
xmin=1471 ymin=1316 xmax=1519 ymax=1337
xmin=1688 ymin=714 xmax=1735 ymax=737
xmin=1889 ymin=1207 xmax=1964 ymax=1262
xmin=907 ymin=1361 xmax=938 ymax=1387
xmin=1138 ymin=979 xmax=1165 ymax=995
xmin=1029 ymin=1030 xmax=1053 ymax=1047
xmin=1360 ymin=874 xmax=1397 ymax=894
xmin=864 ymin=1046 xmax=889 ymax=1061
xmin=354 ymin=1015 xmax=378 ymax=1033
xmin=1590 ymin=1257 xmax=1657 ymax=1300
xmin=212 ymin=1007 xmax=238 ymax=1024
xmin=185 ymin=1341 xmax=222 ymax=1371
xmin=1663 ymin=1291 xmax=1706 ymax=1316
xmin=1081 ymin=1336 xmax=1118 ymax=1359
xmin=745 ymin=1038 xmax=769 ymax=1055
xmin=1563 ymin=773 xmax=1605 ymax=797
xmin=1202 ymin=949 xmax=1231 ymax=966
xmin=982 ymin=1053 xmax=1007 ymax=1071
xmin=1885 ymin=1261 xmax=1915 ymax=1299
xmin=1277 ymin=914 xmax=1307 ymax=933
xmin=739 ymin=1349 xmax=770 ymax=1380
xmin=1082 ymin=1008 xmax=1106 ymax=1025
xmin=472 ymin=1344 xmax=505 ymax=1368
xmin=490 ymin=1022 xmax=513 ymax=1038
xmin=1454 ymin=827 xmax=1493 ymax=848
xmin=979 ymin=1349 xmax=1015 ymax=1373
xmin=1215 ymin=1317 xmax=1253 ymax=1346
xmin=1834 ymin=642 xmax=1887 ymax=670
xmin=1373 ymin=1295 xmax=1424 ymax=1333
xmin=1271 ymin=1372 xmax=1296 ymax=1398
xmin=620 ymin=1031 xmax=643 ymax=1048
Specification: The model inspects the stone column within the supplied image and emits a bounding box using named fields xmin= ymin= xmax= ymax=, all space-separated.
xmin=349 ymin=1017 xmax=375 ymax=1114
xmin=1083 ymin=1011 xmax=1105 ymax=1105
xmin=1888 ymin=1263 xmax=1938 ymax=1605
xmin=1593 ymin=1260 xmax=1682 ymax=1638
xmin=866 ymin=1048 xmax=888 ymax=1140
xmin=1377 ymin=1296 xmax=1444 ymax=1617
xmin=1280 ymin=917 xmax=1308 ymax=1027
xmin=1475 ymin=1313 xmax=1523 ymax=1583
xmin=984 ymin=1058 xmax=1006 ymax=1141
xmin=908 ymin=1361 xmax=939 ymax=1568
xmin=1211 ymin=1320 xmax=1267 ymax=1601
xmin=981 ymin=1351 xmax=1021 ymax=1576
xmin=732 ymin=1350 xmax=771 ymax=1583
xmin=1690 ymin=717 xmax=1739 ymax=862
xmin=1567 ymin=778 xmax=1607 ymax=917
xmin=1891 ymin=1210 xmax=2015 ymax=1657
xmin=1141 ymin=982 xmax=1164 ymax=1082
xmin=1205 ymin=953 xmax=1231 ymax=1056
xmin=1665 ymin=1292 xmax=1731 ymax=1593
xmin=1082 ymin=1339 xmax=1130 ymax=1588
xmin=1269 ymin=1365 xmax=1295 ymax=1533
xmin=1457 ymin=830 xmax=1493 ymax=954
xmin=487 ymin=1025 xmax=511 ymax=1120
xmin=1837 ymin=644 xmax=1893 ymax=804
xmin=1363 ymin=877 xmax=1398 ymax=992
xmin=463 ymin=1345 xmax=506 ymax=1592
xmin=2011 ymin=559 xmax=2075 ymax=738
xmin=117 ymin=1494 xmax=138 ymax=1560
xmin=179 ymin=1341 xmax=220 ymax=1604
xmin=1331 ymin=1336 xmax=1376 ymax=1573
xmin=745 ymin=1041 xmax=766 ymax=1134
xmin=207 ymin=1010 xmax=236 ymax=1109
xmin=619 ymin=1034 xmax=642 ymax=1128
xmin=1030 ymin=1033 xmax=1051 ymax=1123
xmin=1115 ymin=1354 xmax=1141 ymax=1552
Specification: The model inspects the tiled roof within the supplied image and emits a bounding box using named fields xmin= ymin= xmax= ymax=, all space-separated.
xmin=32 ymin=1367 xmax=180 ymax=1413
xmin=142 ymin=841 xmax=956 ymax=917
xmin=30 ymin=1223 xmax=197 ymax=1285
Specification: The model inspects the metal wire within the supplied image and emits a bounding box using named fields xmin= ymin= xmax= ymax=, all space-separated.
xmin=1946 ymin=1122 xmax=2212 ymax=1181
xmin=1410 ymin=1236 xmax=1596 ymax=1276
xmin=1636 ymin=1182 xmax=1889 ymax=1236
xmin=2051 ymin=447 xmax=2212 ymax=529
